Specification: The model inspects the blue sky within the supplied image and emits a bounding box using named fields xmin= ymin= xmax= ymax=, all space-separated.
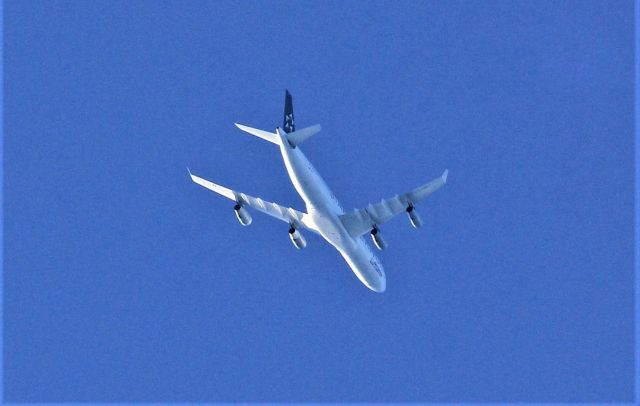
xmin=3 ymin=0 xmax=635 ymax=402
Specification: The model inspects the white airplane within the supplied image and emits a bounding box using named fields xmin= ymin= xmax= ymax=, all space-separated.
xmin=189 ymin=90 xmax=448 ymax=292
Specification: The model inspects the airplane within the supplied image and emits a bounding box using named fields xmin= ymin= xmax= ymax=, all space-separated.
xmin=188 ymin=90 xmax=448 ymax=292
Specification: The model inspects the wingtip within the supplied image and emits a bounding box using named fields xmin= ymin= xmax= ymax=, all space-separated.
xmin=442 ymin=169 xmax=449 ymax=183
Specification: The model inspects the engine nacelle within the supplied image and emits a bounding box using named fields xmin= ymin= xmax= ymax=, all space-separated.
xmin=288 ymin=227 xmax=307 ymax=249
xmin=234 ymin=204 xmax=252 ymax=226
xmin=406 ymin=204 xmax=423 ymax=228
xmin=370 ymin=227 xmax=387 ymax=250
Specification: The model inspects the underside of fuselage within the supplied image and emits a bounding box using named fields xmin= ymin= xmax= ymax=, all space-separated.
xmin=276 ymin=130 xmax=386 ymax=292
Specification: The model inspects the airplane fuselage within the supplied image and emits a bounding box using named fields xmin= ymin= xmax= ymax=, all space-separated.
xmin=190 ymin=91 xmax=447 ymax=292
xmin=276 ymin=129 xmax=386 ymax=292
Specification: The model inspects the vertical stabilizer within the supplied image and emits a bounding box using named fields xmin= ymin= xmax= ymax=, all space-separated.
xmin=283 ymin=90 xmax=295 ymax=133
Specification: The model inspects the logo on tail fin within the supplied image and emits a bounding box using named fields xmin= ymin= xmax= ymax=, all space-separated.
xmin=283 ymin=90 xmax=295 ymax=133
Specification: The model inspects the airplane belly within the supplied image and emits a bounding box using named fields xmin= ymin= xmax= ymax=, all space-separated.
xmin=277 ymin=131 xmax=386 ymax=292
xmin=282 ymin=148 xmax=335 ymax=210
xmin=309 ymin=213 xmax=386 ymax=293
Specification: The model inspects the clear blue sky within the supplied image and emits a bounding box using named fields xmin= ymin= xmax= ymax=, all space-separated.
xmin=4 ymin=0 xmax=635 ymax=402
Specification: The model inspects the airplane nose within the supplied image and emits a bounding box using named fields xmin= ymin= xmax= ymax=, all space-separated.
xmin=371 ymin=276 xmax=386 ymax=293
xmin=366 ymin=270 xmax=386 ymax=292
xmin=367 ymin=259 xmax=386 ymax=292
xmin=345 ymin=252 xmax=387 ymax=293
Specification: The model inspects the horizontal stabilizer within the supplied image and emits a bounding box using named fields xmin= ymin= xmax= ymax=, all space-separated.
xmin=234 ymin=123 xmax=279 ymax=145
xmin=235 ymin=122 xmax=320 ymax=148
xmin=287 ymin=124 xmax=321 ymax=146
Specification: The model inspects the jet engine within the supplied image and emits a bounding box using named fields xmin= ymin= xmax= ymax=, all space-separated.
xmin=406 ymin=204 xmax=423 ymax=228
xmin=288 ymin=227 xmax=307 ymax=249
xmin=370 ymin=227 xmax=387 ymax=250
xmin=234 ymin=204 xmax=252 ymax=226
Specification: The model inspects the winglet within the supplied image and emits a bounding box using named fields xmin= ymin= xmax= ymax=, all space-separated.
xmin=442 ymin=169 xmax=449 ymax=183
xmin=187 ymin=166 xmax=192 ymax=176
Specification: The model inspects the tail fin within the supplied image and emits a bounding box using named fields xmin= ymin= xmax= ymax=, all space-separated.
xmin=281 ymin=90 xmax=321 ymax=146
xmin=234 ymin=90 xmax=320 ymax=147
xmin=283 ymin=89 xmax=295 ymax=133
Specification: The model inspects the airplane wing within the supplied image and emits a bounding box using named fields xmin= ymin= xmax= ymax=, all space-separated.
xmin=339 ymin=170 xmax=448 ymax=238
xmin=188 ymin=170 xmax=314 ymax=231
